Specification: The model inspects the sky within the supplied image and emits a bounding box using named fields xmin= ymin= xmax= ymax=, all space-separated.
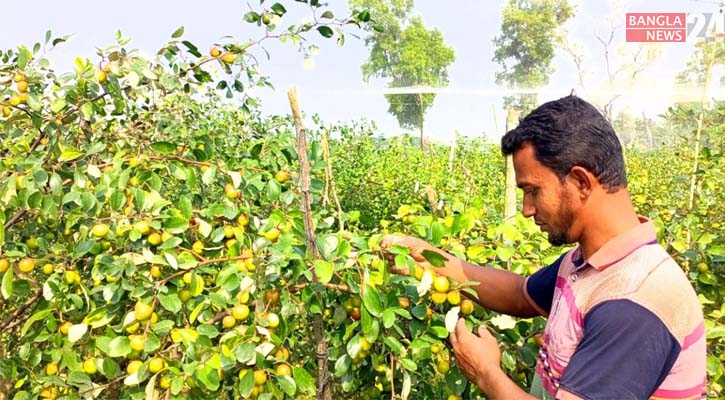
xmin=1 ymin=0 xmax=722 ymax=144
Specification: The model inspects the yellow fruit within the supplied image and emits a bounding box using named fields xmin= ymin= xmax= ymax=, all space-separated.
xmin=238 ymin=214 xmax=249 ymax=226
xmin=128 ymin=156 xmax=140 ymax=168
xmin=447 ymin=290 xmax=461 ymax=305
xmin=183 ymin=272 xmax=193 ymax=284
xmin=16 ymin=80 xmax=28 ymax=92
xmin=129 ymin=335 xmax=145 ymax=351
xmin=18 ymin=257 xmax=35 ymax=273
xmin=275 ymin=347 xmax=290 ymax=361
xmin=83 ymin=358 xmax=97 ymax=374
xmin=161 ymin=231 xmax=173 ymax=242
xmin=275 ymin=170 xmax=289 ymax=183
xmin=431 ymin=291 xmax=447 ymax=304
xmin=127 ymin=360 xmax=143 ymax=375
xmin=59 ymin=321 xmax=72 ymax=335
xmin=436 ymin=359 xmax=450 ymax=374
xmin=64 ymin=270 xmax=80 ymax=284
xmin=222 ymin=315 xmax=236 ymax=328
xmin=13 ymin=73 xmax=24 ymax=82
xmin=253 ymin=370 xmax=267 ymax=385
xmin=150 ymin=312 xmax=159 ymax=324
xmin=147 ymin=232 xmax=161 ymax=245
xmin=237 ymin=290 xmax=250 ymax=304
xmin=224 ymin=183 xmax=239 ymax=199
xmin=262 ymin=227 xmax=280 ymax=241
xmin=148 ymin=357 xmax=165 ymax=373
xmin=221 ymin=52 xmax=237 ymax=63
xmin=42 ymin=263 xmax=54 ymax=275
xmin=192 ymin=240 xmax=204 ymax=254
xmin=697 ymin=263 xmax=709 ymax=273
xmin=150 ymin=265 xmax=162 ymax=278
xmin=159 ymin=374 xmax=172 ymax=389
xmin=18 ymin=92 xmax=27 ymax=103
xmin=430 ymin=343 xmax=442 ymax=354
xmin=45 ymin=362 xmax=59 ymax=376
xmin=126 ymin=321 xmax=140 ymax=334
xmin=2 ymin=106 xmax=10 ymax=117
xmin=0 ymin=259 xmax=9 ymax=272
xmin=360 ymin=337 xmax=372 ymax=351
xmin=276 ymin=363 xmax=291 ymax=376
xmin=224 ymin=225 xmax=235 ymax=238
xmin=91 ymin=223 xmax=109 ymax=238
xmin=134 ymin=220 xmax=151 ymax=235
xmin=96 ymin=69 xmax=107 ymax=83
xmin=135 ymin=301 xmax=153 ymax=321
xmin=433 ymin=276 xmax=450 ymax=293
xmin=178 ymin=289 xmax=192 ymax=303
xmin=9 ymin=94 xmax=21 ymax=106
xmin=266 ymin=313 xmax=280 ymax=328
xmin=460 ymin=299 xmax=475 ymax=315
xmin=232 ymin=305 xmax=250 ymax=321
xmin=210 ymin=47 xmax=221 ymax=57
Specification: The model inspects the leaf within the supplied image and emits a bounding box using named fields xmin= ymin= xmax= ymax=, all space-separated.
xmin=314 ymin=260 xmax=333 ymax=283
xmin=20 ymin=309 xmax=52 ymax=337
xmin=421 ymin=250 xmax=448 ymax=268
xmin=446 ymin=307 xmax=460 ymax=332
xmin=157 ymin=293 xmax=182 ymax=313
xmin=361 ymin=285 xmax=383 ymax=317
xmin=151 ymin=141 xmax=176 ymax=154
xmin=383 ymin=336 xmax=403 ymax=355
xmin=417 ymin=270 xmax=433 ymax=296
xmin=401 ymin=371 xmax=411 ymax=400
xmin=490 ymin=314 xmax=517 ymax=330
xmin=317 ymin=26 xmax=334 ymax=38
xmin=68 ymin=324 xmax=88 ymax=343
xmin=171 ymin=26 xmax=185 ymax=38
xmin=107 ymin=336 xmax=131 ymax=358
xmin=293 ymin=367 xmax=315 ymax=394
xmin=270 ymin=3 xmax=287 ymax=15
xmin=243 ymin=11 xmax=260 ymax=23
xmin=400 ymin=358 xmax=417 ymax=371
xmin=382 ymin=308 xmax=396 ymax=329
xmin=277 ymin=375 xmax=296 ymax=395
xmin=1 ymin=267 xmax=12 ymax=299
xmin=59 ymin=148 xmax=84 ymax=162
xmin=706 ymin=325 xmax=725 ymax=339
xmin=429 ymin=325 xmax=449 ymax=339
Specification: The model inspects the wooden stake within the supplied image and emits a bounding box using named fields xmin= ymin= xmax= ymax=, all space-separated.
xmin=287 ymin=86 xmax=332 ymax=400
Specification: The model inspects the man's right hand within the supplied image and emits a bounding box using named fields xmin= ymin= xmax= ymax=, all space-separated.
xmin=380 ymin=234 xmax=452 ymax=276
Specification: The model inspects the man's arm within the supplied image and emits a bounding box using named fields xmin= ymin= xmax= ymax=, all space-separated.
xmin=381 ymin=235 xmax=556 ymax=317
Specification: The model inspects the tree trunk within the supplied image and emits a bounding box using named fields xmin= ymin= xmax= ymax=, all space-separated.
xmin=287 ymin=87 xmax=332 ymax=400
xmin=418 ymin=92 xmax=425 ymax=150
xmin=504 ymin=108 xmax=520 ymax=222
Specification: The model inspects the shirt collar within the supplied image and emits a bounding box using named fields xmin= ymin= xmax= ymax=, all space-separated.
xmin=572 ymin=216 xmax=657 ymax=272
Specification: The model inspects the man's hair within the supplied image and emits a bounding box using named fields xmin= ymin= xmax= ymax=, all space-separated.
xmin=501 ymin=95 xmax=627 ymax=191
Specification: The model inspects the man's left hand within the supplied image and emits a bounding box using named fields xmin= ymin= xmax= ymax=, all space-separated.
xmin=450 ymin=318 xmax=502 ymax=390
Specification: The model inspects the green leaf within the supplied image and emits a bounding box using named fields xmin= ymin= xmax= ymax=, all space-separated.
xmin=20 ymin=309 xmax=52 ymax=337
xmin=421 ymin=250 xmax=448 ymax=268
xmin=429 ymin=325 xmax=449 ymax=338
xmin=243 ymin=12 xmax=260 ymax=23
xmin=357 ymin=10 xmax=370 ymax=22
xmin=171 ymin=26 xmax=185 ymax=38
xmin=1 ymin=268 xmax=13 ymax=299
xmin=320 ymin=10 xmax=334 ymax=19
xmin=157 ymin=293 xmax=182 ymax=313
xmin=68 ymin=324 xmax=88 ymax=343
xmin=382 ymin=308 xmax=396 ymax=328
xmin=400 ymin=357 xmax=417 ymax=371
xmin=277 ymin=375 xmax=296 ymax=395
xmin=151 ymin=141 xmax=177 ymax=154
xmin=271 ymin=3 xmax=287 ymax=15
xmin=706 ymin=325 xmax=725 ymax=339
xmin=59 ymin=148 xmax=84 ymax=162
xmin=314 ymin=260 xmax=333 ymax=283
xmin=107 ymin=336 xmax=131 ymax=358
xmin=164 ymin=217 xmax=189 ymax=234
xmin=361 ymin=285 xmax=382 ymax=317
xmin=239 ymin=368 xmax=255 ymax=397
xmin=317 ymin=26 xmax=334 ymax=38
xmin=293 ymin=367 xmax=316 ymax=394
xmin=383 ymin=336 xmax=403 ymax=355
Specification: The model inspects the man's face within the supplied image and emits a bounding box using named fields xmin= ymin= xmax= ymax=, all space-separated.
xmin=512 ymin=144 xmax=576 ymax=246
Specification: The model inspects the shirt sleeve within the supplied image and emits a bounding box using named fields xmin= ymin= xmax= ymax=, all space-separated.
xmin=524 ymin=253 xmax=565 ymax=315
xmin=557 ymin=299 xmax=680 ymax=400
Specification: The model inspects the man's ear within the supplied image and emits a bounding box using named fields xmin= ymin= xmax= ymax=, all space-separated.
xmin=567 ymin=166 xmax=595 ymax=198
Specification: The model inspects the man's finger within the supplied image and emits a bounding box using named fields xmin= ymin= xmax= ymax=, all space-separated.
xmin=380 ymin=234 xmax=403 ymax=249
xmin=477 ymin=325 xmax=493 ymax=339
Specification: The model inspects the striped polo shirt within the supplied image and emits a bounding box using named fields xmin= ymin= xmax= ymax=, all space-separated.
xmin=524 ymin=217 xmax=706 ymax=400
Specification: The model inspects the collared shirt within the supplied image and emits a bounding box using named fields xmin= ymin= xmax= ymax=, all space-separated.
xmin=524 ymin=217 xmax=706 ymax=400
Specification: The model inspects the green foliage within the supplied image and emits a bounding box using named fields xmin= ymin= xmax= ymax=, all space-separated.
xmin=352 ymin=0 xmax=455 ymax=139
xmin=493 ymin=0 xmax=574 ymax=111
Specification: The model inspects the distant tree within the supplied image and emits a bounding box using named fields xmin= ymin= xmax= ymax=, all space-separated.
xmin=351 ymin=0 xmax=455 ymax=149
xmin=493 ymin=0 xmax=574 ymax=113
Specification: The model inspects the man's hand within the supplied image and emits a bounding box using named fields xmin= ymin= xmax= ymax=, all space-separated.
xmin=380 ymin=234 xmax=449 ymax=275
xmin=450 ymin=319 xmax=502 ymax=392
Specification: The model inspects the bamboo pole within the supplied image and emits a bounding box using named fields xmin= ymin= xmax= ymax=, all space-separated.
xmin=287 ymin=87 xmax=332 ymax=400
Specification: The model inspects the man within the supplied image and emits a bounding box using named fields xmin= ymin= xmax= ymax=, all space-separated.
xmin=381 ymin=96 xmax=706 ymax=399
